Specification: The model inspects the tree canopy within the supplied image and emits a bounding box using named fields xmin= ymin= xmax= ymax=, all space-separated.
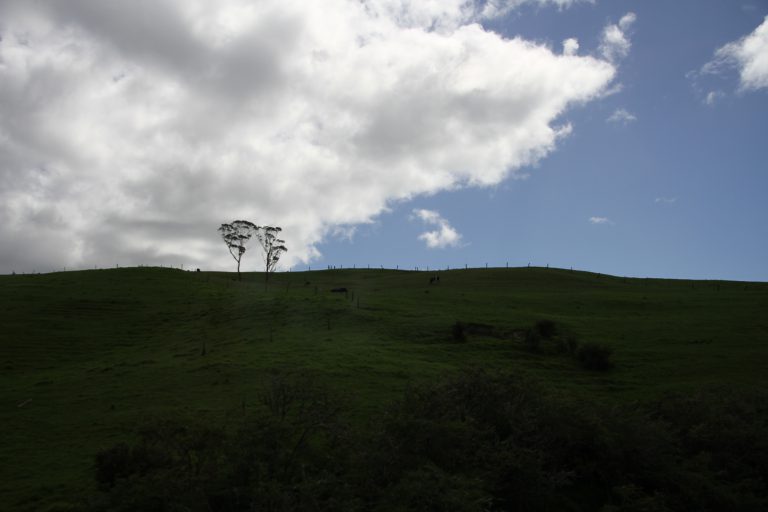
xmin=218 ymin=220 xmax=257 ymax=280
xmin=255 ymin=226 xmax=287 ymax=281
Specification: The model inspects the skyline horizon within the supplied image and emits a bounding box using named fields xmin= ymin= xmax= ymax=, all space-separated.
xmin=5 ymin=260 xmax=766 ymax=284
xmin=1 ymin=1 xmax=766 ymax=282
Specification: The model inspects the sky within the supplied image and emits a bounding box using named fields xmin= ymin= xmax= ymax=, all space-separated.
xmin=0 ymin=0 xmax=766 ymax=280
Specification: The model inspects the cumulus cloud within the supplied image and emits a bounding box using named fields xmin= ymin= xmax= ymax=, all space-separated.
xmin=563 ymin=37 xmax=579 ymax=56
xmin=702 ymin=15 xmax=768 ymax=91
xmin=600 ymin=12 xmax=636 ymax=62
xmin=0 ymin=0 xmax=619 ymax=272
xmin=589 ymin=216 xmax=612 ymax=225
xmin=413 ymin=209 xmax=462 ymax=248
xmin=606 ymin=108 xmax=636 ymax=124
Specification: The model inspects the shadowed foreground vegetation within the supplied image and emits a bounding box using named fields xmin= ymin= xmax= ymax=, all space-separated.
xmin=1 ymin=267 xmax=767 ymax=510
xmin=90 ymin=370 xmax=768 ymax=512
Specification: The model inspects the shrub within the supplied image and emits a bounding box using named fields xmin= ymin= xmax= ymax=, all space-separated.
xmin=565 ymin=335 xmax=580 ymax=354
xmin=464 ymin=322 xmax=497 ymax=337
xmin=577 ymin=342 xmax=614 ymax=371
xmin=89 ymin=371 xmax=768 ymax=512
xmin=94 ymin=443 xmax=133 ymax=490
xmin=524 ymin=328 xmax=541 ymax=352
xmin=601 ymin=484 xmax=671 ymax=512
xmin=452 ymin=321 xmax=467 ymax=343
xmin=534 ymin=319 xmax=557 ymax=339
xmin=379 ymin=465 xmax=491 ymax=512
xmin=554 ymin=334 xmax=580 ymax=354
xmin=39 ymin=504 xmax=82 ymax=512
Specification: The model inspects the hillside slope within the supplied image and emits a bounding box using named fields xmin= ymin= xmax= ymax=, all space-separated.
xmin=1 ymin=267 xmax=767 ymax=509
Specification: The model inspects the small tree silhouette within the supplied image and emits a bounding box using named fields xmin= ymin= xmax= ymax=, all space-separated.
xmin=255 ymin=226 xmax=287 ymax=282
xmin=218 ymin=220 xmax=257 ymax=281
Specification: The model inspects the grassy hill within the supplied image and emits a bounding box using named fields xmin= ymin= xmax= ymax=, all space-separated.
xmin=1 ymin=267 xmax=767 ymax=510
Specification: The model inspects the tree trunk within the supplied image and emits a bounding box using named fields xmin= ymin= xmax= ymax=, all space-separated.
xmin=237 ymin=257 xmax=241 ymax=281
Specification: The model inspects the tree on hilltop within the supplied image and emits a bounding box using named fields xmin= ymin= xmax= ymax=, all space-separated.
xmin=218 ymin=220 xmax=257 ymax=281
xmin=255 ymin=225 xmax=287 ymax=282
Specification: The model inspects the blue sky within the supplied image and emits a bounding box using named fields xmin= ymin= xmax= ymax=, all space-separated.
xmin=315 ymin=1 xmax=768 ymax=280
xmin=0 ymin=0 xmax=766 ymax=280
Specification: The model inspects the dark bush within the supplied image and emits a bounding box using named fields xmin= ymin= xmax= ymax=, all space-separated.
xmin=651 ymin=388 xmax=768 ymax=506
xmin=378 ymin=464 xmax=491 ymax=512
xmin=89 ymin=370 xmax=768 ymax=512
xmin=577 ymin=342 xmax=614 ymax=371
xmin=452 ymin=321 xmax=467 ymax=343
xmin=601 ymin=484 xmax=671 ymax=512
xmin=553 ymin=333 xmax=580 ymax=354
xmin=94 ymin=443 xmax=133 ymax=489
xmin=464 ymin=322 xmax=497 ymax=337
xmin=90 ymin=373 xmax=348 ymax=512
xmin=524 ymin=328 xmax=541 ymax=352
xmin=565 ymin=334 xmax=580 ymax=354
xmin=534 ymin=319 xmax=558 ymax=339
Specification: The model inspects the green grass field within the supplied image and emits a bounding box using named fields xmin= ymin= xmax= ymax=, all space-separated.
xmin=1 ymin=267 xmax=767 ymax=510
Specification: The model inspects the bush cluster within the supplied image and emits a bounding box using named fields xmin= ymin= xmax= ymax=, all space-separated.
xmin=87 ymin=371 xmax=768 ymax=512
xmin=451 ymin=321 xmax=499 ymax=343
xmin=523 ymin=319 xmax=564 ymax=354
xmin=452 ymin=321 xmax=467 ymax=343
xmin=522 ymin=320 xmax=614 ymax=372
xmin=577 ymin=342 xmax=614 ymax=371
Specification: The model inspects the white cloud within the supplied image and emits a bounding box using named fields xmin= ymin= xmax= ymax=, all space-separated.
xmin=479 ymin=0 xmax=593 ymax=20
xmin=600 ymin=12 xmax=636 ymax=63
xmin=618 ymin=12 xmax=636 ymax=31
xmin=655 ymin=197 xmax=677 ymax=204
xmin=413 ymin=209 xmax=462 ymax=248
xmin=563 ymin=37 xmax=579 ymax=56
xmin=589 ymin=216 xmax=612 ymax=225
xmin=704 ymin=90 xmax=724 ymax=105
xmin=602 ymin=82 xmax=624 ymax=97
xmin=0 ymin=0 xmax=618 ymax=272
xmin=349 ymin=0 xmax=594 ymax=31
xmin=328 ymin=224 xmax=359 ymax=241
xmin=702 ymin=15 xmax=768 ymax=91
xmin=606 ymin=108 xmax=637 ymax=124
